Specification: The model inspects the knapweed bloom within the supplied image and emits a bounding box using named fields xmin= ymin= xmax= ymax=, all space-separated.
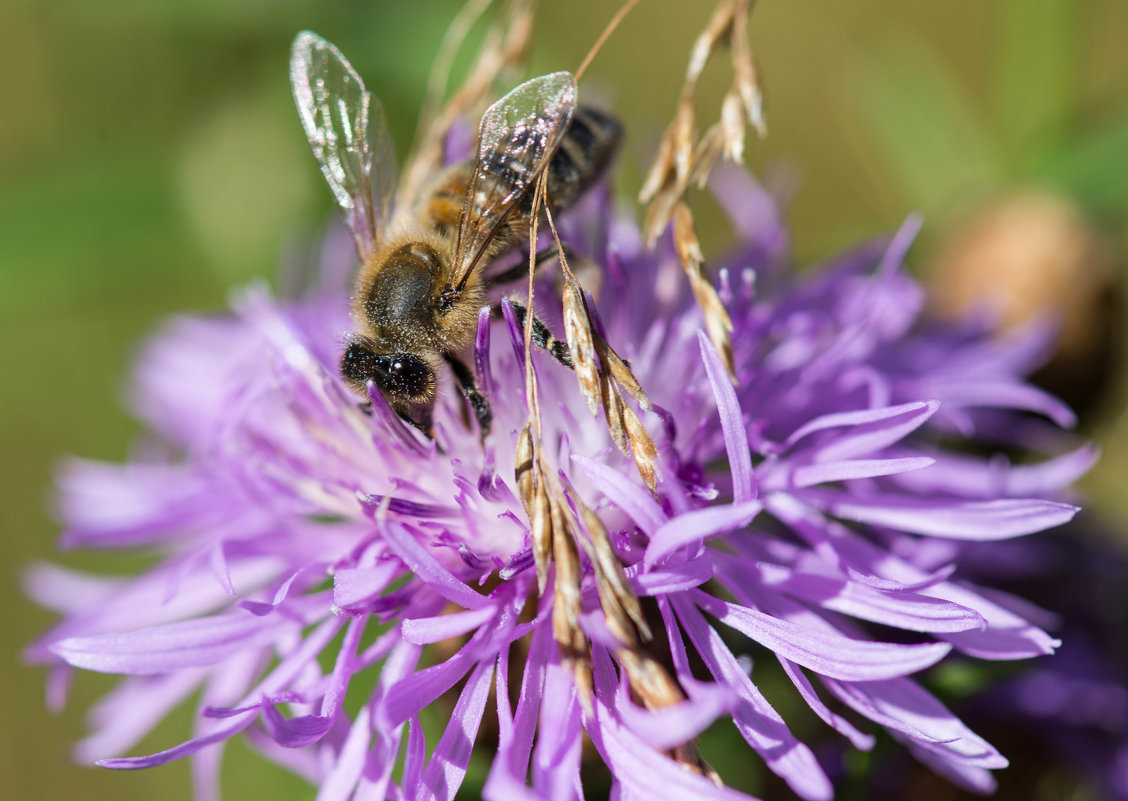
xmin=27 ymin=165 xmax=1091 ymax=801
xmin=905 ymin=528 xmax=1128 ymax=800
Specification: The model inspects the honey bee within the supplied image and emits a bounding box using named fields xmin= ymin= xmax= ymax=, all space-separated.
xmin=290 ymin=32 xmax=621 ymax=436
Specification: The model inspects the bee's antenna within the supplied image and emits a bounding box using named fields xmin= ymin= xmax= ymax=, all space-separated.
xmin=574 ymin=0 xmax=640 ymax=83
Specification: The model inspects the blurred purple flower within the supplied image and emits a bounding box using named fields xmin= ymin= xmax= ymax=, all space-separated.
xmin=27 ymin=168 xmax=1092 ymax=801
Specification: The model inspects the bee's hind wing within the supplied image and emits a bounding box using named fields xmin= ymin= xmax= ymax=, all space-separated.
xmin=449 ymin=71 xmax=576 ymax=292
xmin=290 ymin=31 xmax=397 ymax=263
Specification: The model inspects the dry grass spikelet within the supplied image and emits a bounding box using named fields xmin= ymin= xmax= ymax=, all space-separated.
xmin=674 ymin=202 xmax=735 ymax=377
xmin=638 ymin=0 xmax=764 ymax=382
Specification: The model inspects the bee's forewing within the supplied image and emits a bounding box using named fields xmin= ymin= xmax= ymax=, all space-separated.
xmin=290 ymin=31 xmax=397 ymax=262
xmin=450 ymin=72 xmax=577 ymax=290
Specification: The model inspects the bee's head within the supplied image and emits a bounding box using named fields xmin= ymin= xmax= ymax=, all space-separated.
xmin=340 ymin=338 xmax=436 ymax=408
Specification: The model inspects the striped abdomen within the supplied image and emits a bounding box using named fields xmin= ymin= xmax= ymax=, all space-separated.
xmin=534 ymin=105 xmax=622 ymax=213
xmin=423 ymin=105 xmax=622 ymax=241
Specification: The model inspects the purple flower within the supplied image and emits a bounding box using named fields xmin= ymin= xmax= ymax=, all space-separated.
xmin=27 ymin=168 xmax=1090 ymax=801
xmin=878 ymin=526 xmax=1128 ymax=800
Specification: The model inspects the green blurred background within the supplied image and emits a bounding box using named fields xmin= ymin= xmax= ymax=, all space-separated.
xmin=4 ymin=0 xmax=1128 ymax=798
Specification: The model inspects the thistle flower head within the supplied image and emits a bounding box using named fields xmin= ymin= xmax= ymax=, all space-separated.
xmin=25 ymin=157 xmax=1093 ymax=801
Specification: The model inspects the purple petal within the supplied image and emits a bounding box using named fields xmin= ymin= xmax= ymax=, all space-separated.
xmin=827 ymin=677 xmax=1006 ymax=768
xmin=243 ymin=563 xmax=327 ymax=617
xmin=314 ymin=705 xmax=372 ymax=801
xmin=500 ymin=299 xmax=528 ymax=381
xmin=382 ymin=625 xmax=492 ymax=728
xmin=74 ymin=670 xmax=208 ymax=761
xmin=512 ymin=619 xmax=550 ymax=773
xmin=616 ymin=676 xmax=736 ymax=751
xmin=643 ymin=501 xmax=762 ymax=568
xmin=905 ymin=739 xmax=998 ymax=795
xmin=493 ymin=645 xmax=513 ymax=743
xmin=355 ymin=645 xmax=419 ymax=799
xmin=358 ymin=492 xmax=461 ymax=519
xmin=483 ymin=624 xmax=551 ymax=801
xmin=29 ymin=556 xmax=288 ymax=665
xmin=783 ymin=456 xmax=935 ymax=488
xmin=1002 ymin=443 xmax=1098 ymax=495
xmin=824 ymin=581 xmax=986 ymax=634
xmin=933 ymin=583 xmax=1060 ymax=659
xmin=332 ymin=562 xmax=404 ymax=612
xmin=191 ymin=737 xmax=222 ymax=801
xmin=589 ymin=695 xmax=764 ymax=801
xmin=50 ymin=610 xmax=296 ymax=675
xmin=482 ymin=768 xmax=543 ymax=801
xmin=475 ymin=305 xmax=494 ymax=398
xmin=801 ymin=489 xmax=1080 ymax=540
xmin=572 ymin=454 xmax=666 ymax=535
xmin=672 ymin=597 xmax=833 ymax=801
xmin=318 ymin=615 xmax=367 ymax=723
xmin=101 ymin=616 xmax=344 ymax=768
xmin=784 ymin=400 xmax=938 ymax=459
xmin=531 ymin=658 xmax=583 ymax=801
xmin=876 ymin=214 xmax=922 ymax=277
xmin=203 ymin=697 xmax=298 ymax=719
xmin=924 ymin=380 xmax=1076 ymax=428
xmin=710 ymin=163 xmax=789 ymax=259
xmin=778 ymin=659 xmax=875 ymax=750
xmin=402 ymin=718 xmax=426 ymax=795
xmin=699 ymin=332 xmax=755 ymax=503
xmin=98 ymin=715 xmax=256 ymax=770
xmin=24 ymin=562 xmax=126 ymax=615
xmin=717 ymin=555 xmax=984 ymax=633
xmin=847 ymin=562 xmax=956 ymax=592
xmin=262 ymin=702 xmax=334 ymax=748
xmin=365 ymin=381 xmax=429 ymax=456
xmin=55 ymin=458 xmax=219 ymax=549
xmin=892 ymin=444 xmax=1098 ymax=500
xmin=418 ymin=659 xmax=494 ymax=801
xmin=694 ymin=591 xmax=951 ymax=681
xmin=380 ymin=522 xmax=491 ymax=609
xmin=401 ymin=605 xmax=498 ymax=645
xmin=763 ymin=498 xmax=1059 ymax=655
xmin=629 ymin=554 xmax=713 ymax=596
xmin=242 ymin=726 xmax=321 ymax=785
xmin=208 ymin=543 xmax=235 ymax=598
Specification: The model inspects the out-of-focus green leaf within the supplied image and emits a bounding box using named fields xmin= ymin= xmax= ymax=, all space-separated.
xmin=0 ymin=153 xmax=202 ymax=312
xmin=930 ymin=660 xmax=999 ymax=699
xmin=847 ymin=34 xmax=1001 ymax=220
xmin=1038 ymin=109 xmax=1128 ymax=219
xmin=176 ymin=91 xmax=314 ymax=281
xmin=994 ymin=0 xmax=1075 ymax=174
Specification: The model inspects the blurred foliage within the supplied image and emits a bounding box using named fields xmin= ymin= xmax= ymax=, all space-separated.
xmin=3 ymin=1 xmax=1128 ymax=800
xmin=848 ymin=0 xmax=1128 ymax=226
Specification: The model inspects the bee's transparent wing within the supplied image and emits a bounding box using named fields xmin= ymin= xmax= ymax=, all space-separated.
xmin=290 ymin=31 xmax=397 ymax=263
xmin=450 ymin=71 xmax=577 ymax=291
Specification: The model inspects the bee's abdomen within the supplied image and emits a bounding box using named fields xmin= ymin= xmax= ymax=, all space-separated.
xmin=419 ymin=106 xmax=621 ymax=248
xmin=542 ymin=106 xmax=622 ymax=211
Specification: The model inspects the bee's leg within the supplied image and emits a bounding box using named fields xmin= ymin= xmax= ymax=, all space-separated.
xmin=506 ymin=301 xmax=573 ymax=369
xmin=399 ymin=411 xmax=436 ymax=441
xmin=377 ymin=406 xmax=437 ymax=446
xmin=488 ymin=242 xmax=575 ymax=285
xmin=355 ymin=397 xmax=434 ymax=440
xmin=444 ymin=353 xmax=493 ymax=437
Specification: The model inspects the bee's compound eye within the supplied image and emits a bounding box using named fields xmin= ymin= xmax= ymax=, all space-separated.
xmin=341 ymin=341 xmax=382 ymax=388
xmin=340 ymin=345 xmax=436 ymax=405
xmin=387 ymin=354 xmax=435 ymax=400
